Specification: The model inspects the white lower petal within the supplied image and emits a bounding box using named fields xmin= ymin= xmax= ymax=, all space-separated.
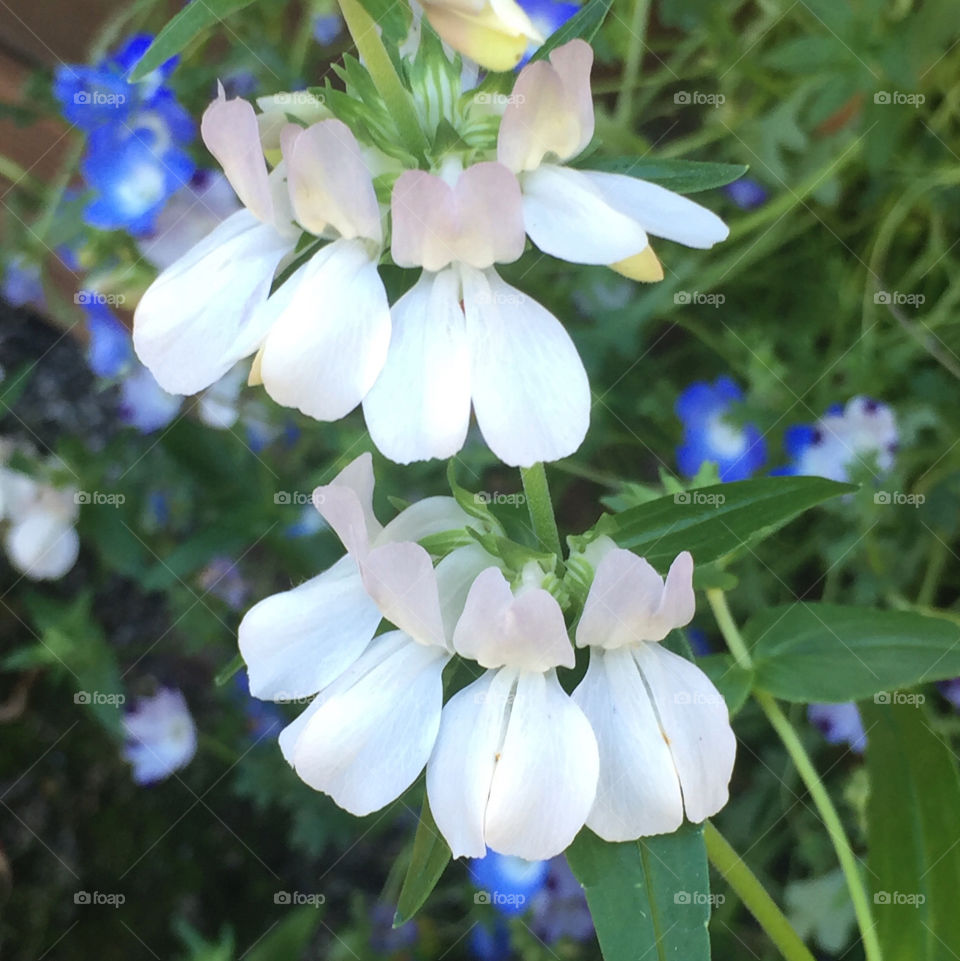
xmin=238 ymin=554 xmax=381 ymax=701
xmin=484 ymin=670 xmax=598 ymax=859
xmin=521 ymin=165 xmax=649 ymax=264
xmin=427 ymin=669 xmax=513 ymax=859
xmin=572 ymin=648 xmax=684 ymax=840
xmin=133 ymin=209 xmax=292 ymax=394
xmin=260 ymin=238 xmax=391 ymax=421
xmin=463 ymin=267 xmax=589 ymax=467
xmin=290 ymin=631 xmax=448 ymax=815
xmin=632 ymin=642 xmax=736 ymax=822
xmin=583 ymin=171 xmax=730 ymax=249
xmin=376 ymin=496 xmax=470 ymax=548
xmin=363 ymin=269 xmax=472 ymax=464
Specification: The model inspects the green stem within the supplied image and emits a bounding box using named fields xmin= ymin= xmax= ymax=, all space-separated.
xmin=918 ymin=536 xmax=949 ymax=607
xmin=704 ymin=822 xmax=817 ymax=961
xmin=708 ymin=589 xmax=882 ymax=961
xmin=520 ymin=463 xmax=563 ymax=565
xmin=337 ymin=0 xmax=428 ymax=157
xmin=614 ymin=0 xmax=651 ymax=127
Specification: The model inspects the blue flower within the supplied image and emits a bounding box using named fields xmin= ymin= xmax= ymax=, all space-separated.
xmin=83 ymin=302 xmax=133 ymax=377
xmin=808 ymin=703 xmax=866 ymax=754
xmin=676 ymin=376 xmax=767 ymax=481
xmin=122 ymin=688 xmax=197 ymax=785
xmin=312 ymin=12 xmax=344 ymax=45
xmin=2 ymin=256 xmax=44 ymax=309
xmin=469 ymin=919 xmax=512 ymax=961
xmin=119 ymin=364 xmax=182 ymax=433
xmin=233 ymin=671 xmax=283 ymax=743
xmin=530 ymin=857 xmax=593 ymax=944
xmin=723 ymin=177 xmax=768 ymax=210
xmin=520 ymin=0 xmax=579 ymax=62
xmin=469 ymin=848 xmax=549 ymax=916
xmin=777 ymin=397 xmax=898 ymax=482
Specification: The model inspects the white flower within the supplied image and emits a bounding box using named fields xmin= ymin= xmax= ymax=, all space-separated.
xmin=122 ymin=688 xmax=197 ymax=785
xmin=572 ymin=540 xmax=736 ymax=840
xmin=427 ymin=564 xmax=599 ymax=860
xmin=238 ymin=453 xmax=489 ymax=815
xmin=133 ymin=86 xmax=299 ymax=396
xmin=497 ymin=40 xmax=730 ymax=281
xmin=0 ymin=468 xmax=79 ymax=580
xmin=363 ymin=161 xmax=589 ymax=467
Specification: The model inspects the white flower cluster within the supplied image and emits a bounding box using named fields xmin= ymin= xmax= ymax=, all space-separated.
xmin=133 ymin=40 xmax=728 ymax=469
xmin=239 ymin=455 xmax=735 ymax=859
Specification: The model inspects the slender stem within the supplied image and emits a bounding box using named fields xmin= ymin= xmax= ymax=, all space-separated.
xmin=704 ymin=822 xmax=817 ymax=961
xmin=614 ymin=0 xmax=651 ymax=127
xmin=337 ymin=0 xmax=428 ymax=157
xmin=708 ymin=588 xmax=882 ymax=961
xmin=917 ymin=535 xmax=949 ymax=607
xmin=520 ymin=463 xmax=563 ymax=564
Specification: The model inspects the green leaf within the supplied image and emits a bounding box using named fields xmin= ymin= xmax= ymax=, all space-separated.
xmin=531 ymin=0 xmax=612 ymax=62
xmin=862 ymin=701 xmax=960 ymax=960
xmin=355 ymin=0 xmax=411 ymax=43
xmin=749 ymin=604 xmax=960 ymax=702
xmin=591 ymin=476 xmax=854 ymax=572
xmin=696 ymin=654 xmax=753 ymax=715
xmin=578 ymin=158 xmax=749 ymax=194
xmin=566 ymin=824 xmax=711 ymax=961
xmin=128 ymin=0 xmax=264 ymax=81
xmin=394 ymin=798 xmax=451 ymax=926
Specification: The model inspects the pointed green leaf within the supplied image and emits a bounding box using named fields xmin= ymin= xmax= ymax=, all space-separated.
xmin=578 ymin=158 xmax=749 ymax=194
xmin=566 ymin=824 xmax=711 ymax=961
xmin=394 ymin=799 xmax=451 ymax=926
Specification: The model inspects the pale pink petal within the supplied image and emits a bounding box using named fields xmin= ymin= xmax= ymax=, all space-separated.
xmin=312 ymin=452 xmax=382 ymax=557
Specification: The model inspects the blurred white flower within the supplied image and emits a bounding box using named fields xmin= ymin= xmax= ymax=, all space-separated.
xmin=427 ymin=563 xmax=599 ymax=860
xmin=498 ymin=40 xmax=729 ymax=281
xmin=0 ymin=467 xmax=79 ymax=580
xmin=122 ymin=688 xmax=197 ymax=785
xmin=572 ymin=540 xmax=736 ymax=840
xmin=365 ymin=160 xmax=589 ymax=467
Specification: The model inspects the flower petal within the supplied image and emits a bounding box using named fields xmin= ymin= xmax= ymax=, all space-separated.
xmin=238 ymin=554 xmax=381 ymax=700
xmin=463 ymin=266 xmax=589 ymax=467
xmin=359 ymin=541 xmax=447 ymax=648
xmin=583 ymin=171 xmax=730 ymax=249
xmin=201 ymin=85 xmax=273 ymax=223
xmin=362 ymin=270 xmax=472 ymax=464
xmin=259 ymin=238 xmax=391 ymax=421
xmin=427 ymin=669 xmax=514 ymax=858
xmin=632 ymin=642 xmax=736 ymax=822
xmin=133 ymin=209 xmax=292 ymax=395
xmin=377 ymin=496 xmax=470 ymax=547
xmin=5 ymin=514 xmax=79 ymax=580
xmin=484 ymin=670 xmax=598 ymax=859
xmin=313 ymin=452 xmax=382 ymax=558
xmin=572 ymin=648 xmax=684 ymax=839
xmin=519 ymin=165 xmax=649 ymax=265
xmin=283 ymin=119 xmax=382 ymax=243
xmin=434 ymin=544 xmax=500 ymax=640
xmin=290 ymin=631 xmax=448 ymax=815
xmin=421 ymin=1 xmax=534 ymax=73
xmin=453 ymin=567 xmax=573 ymax=671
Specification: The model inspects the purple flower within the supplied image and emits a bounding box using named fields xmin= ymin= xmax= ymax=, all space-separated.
xmin=724 ymin=178 xmax=768 ymax=210
xmin=122 ymin=688 xmax=197 ymax=784
xmin=808 ymin=702 xmax=866 ymax=754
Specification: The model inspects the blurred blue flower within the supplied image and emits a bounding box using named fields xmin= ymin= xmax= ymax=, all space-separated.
xmin=938 ymin=678 xmax=960 ymax=711
xmin=521 ymin=0 xmax=579 ymax=62
xmin=369 ymin=902 xmax=418 ymax=954
xmin=470 ymin=848 xmax=549 ymax=916
xmin=55 ymin=34 xmax=195 ymax=235
xmin=686 ymin=626 xmax=713 ymax=657
xmin=808 ymin=703 xmax=866 ymax=754
xmin=122 ymin=688 xmax=197 ymax=785
xmin=84 ymin=302 xmax=133 ymax=377
xmin=312 ymin=12 xmax=344 ymax=45
xmin=2 ymin=256 xmax=45 ymax=309
xmin=233 ymin=671 xmax=284 ymax=743
xmin=676 ymin=376 xmax=767 ymax=481
xmin=724 ymin=177 xmax=768 ymax=210
xmin=776 ymin=396 xmax=898 ymax=482
xmin=199 ymin=556 xmax=250 ymax=610
xmin=119 ymin=363 xmax=182 ymax=433
xmin=530 ymin=856 xmax=593 ymax=944
xmin=469 ymin=919 xmax=512 ymax=961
